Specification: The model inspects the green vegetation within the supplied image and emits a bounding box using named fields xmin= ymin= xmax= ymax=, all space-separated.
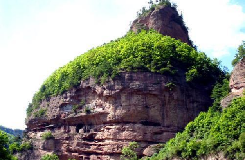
xmin=72 ymin=105 xmax=79 ymax=113
xmin=147 ymin=96 xmax=245 ymax=160
xmin=85 ymin=106 xmax=91 ymax=114
xmin=211 ymin=77 xmax=230 ymax=110
xmin=80 ymin=99 xmax=85 ymax=106
xmin=27 ymin=30 xmax=225 ymax=116
xmin=137 ymin=0 xmax=172 ymax=18
xmin=0 ymin=130 xmax=18 ymax=160
xmin=26 ymin=103 xmax=33 ymax=117
xmin=165 ymin=82 xmax=176 ymax=91
xmin=72 ymin=100 xmax=86 ymax=113
xmin=232 ymin=41 xmax=245 ymax=67
xmin=41 ymin=153 xmax=59 ymax=160
xmin=41 ymin=131 xmax=54 ymax=140
xmin=33 ymin=108 xmax=47 ymax=118
xmin=121 ymin=142 xmax=139 ymax=160
xmin=9 ymin=142 xmax=32 ymax=154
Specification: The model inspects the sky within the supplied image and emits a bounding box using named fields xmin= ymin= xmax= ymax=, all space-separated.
xmin=0 ymin=0 xmax=244 ymax=129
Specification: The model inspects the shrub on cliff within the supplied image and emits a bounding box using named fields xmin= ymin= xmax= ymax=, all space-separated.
xmin=41 ymin=153 xmax=59 ymax=160
xmin=121 ymin=142 xmax=139 ymax=160
xmin=137 ymin=0 xmax=172 ymax=18
xmin=28 ymin=30 xmax=225 ymax=116
xmin=232 ymin=41 xmax=245 ymax=67
xmin=41 ymin=131 xmax=54 ymax=140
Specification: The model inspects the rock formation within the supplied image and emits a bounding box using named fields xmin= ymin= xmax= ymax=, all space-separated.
xmin=221 ymin=58 xmax=245 ymax=108
xmin=20 ymin=4 xmax=217 ymax=160
xmin=23 ymin=71 xmax=212 ymax=160
xmin=130 ymin=5 xmax=193 ymax=46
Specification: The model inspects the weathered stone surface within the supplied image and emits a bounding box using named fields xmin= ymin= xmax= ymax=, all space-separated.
xmin=22 ymin=71 xmax=213 ymax=160
xmin=130 ymin=5 xmax=192 ymax=46
xmin=221 ymin=58 xmax=245 ymax=108
xmin=143 ymin=144 xmax=161 ymax=157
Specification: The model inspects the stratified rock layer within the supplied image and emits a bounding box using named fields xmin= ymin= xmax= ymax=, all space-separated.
xmin=130 ymin=5 xmax=192 ymax=46
xmin=221 ymin=58 xmax=245 ymax=108
xmin=24 ymin=71 xmax=212 ymax=160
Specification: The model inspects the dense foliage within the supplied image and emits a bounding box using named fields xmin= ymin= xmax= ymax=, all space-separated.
xmin=121 ymin=142 xmax=139 ymax=160
xmin=41 ymin=154 xmax=59 ymax=160
xmin=0 ymin=130 xmax=18 ymax=160
xmin=147 ymin=95 xmax=245 ymax=160
xmin=9 ymin=141 xmax=32 ymax=154
xmin=232 ymin=41 xmax=245 ymax=67
xmin=27 ymin=30 xmax=225 ymax=116
xmin=211 ymin=76 xmax=230 ymax=110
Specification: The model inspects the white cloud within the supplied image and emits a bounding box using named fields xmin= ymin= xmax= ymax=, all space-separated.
xmin=173 ymin=0 xmax=245 ymax=58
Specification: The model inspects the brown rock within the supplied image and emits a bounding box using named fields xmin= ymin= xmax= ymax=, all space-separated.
xmin=143 ymin=144 xmax=160 ymax=157
xmin=229 ymin=58 xmax=245 ymax=94
xmin=221 ymin=58 xmax=245 ymax=108
xmin=21 ymin=71 xmax=213 ymax=160
xmin=130 ymin=5 xmax=192 ymax=46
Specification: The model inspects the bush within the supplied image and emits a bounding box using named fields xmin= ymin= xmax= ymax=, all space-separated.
xmin=41 ymin=131 xmax=54 ymax=140
xmin=121 ymin=142 xmax=139 ymax=160
xmin=72 ymin=105 xmax=79 ymax=113
xmin=26 ymin=103 xmax=33 ymax=117
xmin=85 ymin=107 xmax=91 ymax=114
xmin=41 ymin=153 xmax=59 ymax=160
xmin=165 ymin=82 xmax=176 ymax=91
xmin=33 ymin=108 xmax=47 ymax=118
xmin=232 ymin=41 xmax=245 ymax=67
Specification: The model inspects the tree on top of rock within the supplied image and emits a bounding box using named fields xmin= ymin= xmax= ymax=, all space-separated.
xmin=232 ymin=41 xmax=245 ymax=67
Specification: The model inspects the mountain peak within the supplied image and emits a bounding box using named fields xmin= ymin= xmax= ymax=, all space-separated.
xmin=130 ymin=4 xmax=193 ymax=46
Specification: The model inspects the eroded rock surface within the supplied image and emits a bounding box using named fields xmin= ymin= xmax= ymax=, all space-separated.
xmin=23 ymin=72 xmax=212 ymax=160
xmin=130 ymin=5 xmax=192 ymax=46
xmin=221 ymin=58 xmax=245 ymax=108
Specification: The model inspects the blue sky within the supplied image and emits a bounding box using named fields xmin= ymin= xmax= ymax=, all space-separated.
xmin=0 ymin=0 xmax=244 ymax=129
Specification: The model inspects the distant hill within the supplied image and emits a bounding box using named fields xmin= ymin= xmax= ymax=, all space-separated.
xmin=0 ymin=125 xmax=23 ymax=137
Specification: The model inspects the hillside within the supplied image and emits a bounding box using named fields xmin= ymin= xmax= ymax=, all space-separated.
xmin=0 ymin=126 xmax=23 ymax=137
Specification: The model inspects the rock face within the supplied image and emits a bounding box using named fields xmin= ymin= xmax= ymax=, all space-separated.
xmin=23 ymin=71 xmax=212 ymax=160
xmin=221 ymin=58 xmax=245 ymax=108
xmin=130 ymin=5 xmax=193 ymax=46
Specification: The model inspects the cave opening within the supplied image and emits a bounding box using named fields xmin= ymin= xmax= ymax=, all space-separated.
xmin=140 ymin=120 xmax=161 ymax=126
xmin=76 ymin=124 xmax=84 ymax=133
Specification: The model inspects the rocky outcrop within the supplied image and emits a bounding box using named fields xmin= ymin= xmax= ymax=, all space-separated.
xmin=23 ymin=71 xmax=213 ymax=160
xmin=221 ymin=58 xmax=245 ymax=108
xmin=130 ymin=5 xmax=193 ymax=46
